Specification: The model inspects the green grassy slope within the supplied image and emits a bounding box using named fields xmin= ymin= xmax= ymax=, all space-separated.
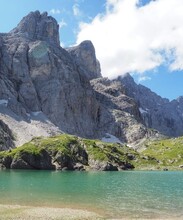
xmin=0 ymin=134 xmax=183 ymax=170
xmin=0 ymin=134 xmax=142 ymax=170
xmin=140 ymin=137 xmax=183 ymax=170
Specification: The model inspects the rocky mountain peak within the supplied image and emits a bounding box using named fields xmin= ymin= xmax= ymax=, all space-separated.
xmin=10 ymin=11 xmax=60 ymax=46
xmin=66 ymin=40 xmax=101 ymax=80
xmin=119 ymin=73 xmax=136 ymax=88
xmin=177 ymin=96 xmax=183 ymax=103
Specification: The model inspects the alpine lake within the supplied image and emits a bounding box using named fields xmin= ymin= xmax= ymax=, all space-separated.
xmin=0 ymin=170 xmax=183 ymax=219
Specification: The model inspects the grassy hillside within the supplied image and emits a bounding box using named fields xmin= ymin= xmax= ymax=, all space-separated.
xmin=0 ymin=134 xmax=183 ymax=171
xmin=139 ymin=137 xmax=183 ymax=170
xmin=0 ymin=134 xmax=143 ymax=170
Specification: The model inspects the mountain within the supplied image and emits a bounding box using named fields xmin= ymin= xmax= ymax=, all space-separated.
xmin=120 ymin=74 xmax=183 ymax=137
xmin=0 ymin=11 xmax=101 ymax=144
xmin=0 ymin=11 xmax=182 ymax=151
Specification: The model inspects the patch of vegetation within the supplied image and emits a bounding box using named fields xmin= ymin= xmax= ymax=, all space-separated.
xmin=83 ymin=138 xmax=140 ymax=164
xmin=0 ymin=142 xmax=42 ymax=160
xmin=139 ymin=136 xmax=183 ymax=170
xmin=0 ymin=134 xmax=85 ymax=161
xmin=38 ymin=135 xmax=79 ymax=156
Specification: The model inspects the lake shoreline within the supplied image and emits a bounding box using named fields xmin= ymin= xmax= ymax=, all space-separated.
xmin=0 ymin=204 xmax=104 ymax=220
xmin=0 ymin=204 xmax=182 ymax=220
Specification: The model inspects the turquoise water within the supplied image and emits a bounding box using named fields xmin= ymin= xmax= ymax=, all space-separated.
xmin=0 ymin=170 xmax=183 ymax=219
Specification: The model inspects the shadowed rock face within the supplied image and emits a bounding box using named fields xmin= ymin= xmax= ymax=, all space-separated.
xmin=0 ymin=120 xmax=15 ymax=151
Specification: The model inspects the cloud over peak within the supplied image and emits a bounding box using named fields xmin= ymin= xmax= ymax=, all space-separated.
xmin=50 ymin=9 xmax=61 ymax=15
xmin=59 ymin=19 xmax=67 ymax=29
xmin=76 ymin=0 xmax=183 ymax=79
xmin=73 ymin=4 xmax=82 ymax=17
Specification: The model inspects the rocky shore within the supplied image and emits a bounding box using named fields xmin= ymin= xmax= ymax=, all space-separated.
xmin=0 ymin=204 xmax=181 ymax=220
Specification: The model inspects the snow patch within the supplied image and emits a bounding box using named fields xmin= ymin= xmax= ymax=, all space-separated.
xmin=31 ymin=111 xmax=42 ymax=116
xmin=101 ymin=133 xmax=122 ymax=144
xmin=26 ymin=113 xmax=31 ymax=117
xmin=139 ymin=107 xmax=148 ymax=114
xmin=0 ymin=99 xmax=8 ymax=107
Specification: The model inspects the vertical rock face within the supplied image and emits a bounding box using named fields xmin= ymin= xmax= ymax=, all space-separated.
xmin=0 ymin=120 xmax=15 ymax=151
xmin=66 ymin=40 xmax=101 ymax=80
xmin=0 ymin=11 xmax=101 ymax=140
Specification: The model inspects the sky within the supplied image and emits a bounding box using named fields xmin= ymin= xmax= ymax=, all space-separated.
xmin=0 ymin=0 xmax=183 ymax=101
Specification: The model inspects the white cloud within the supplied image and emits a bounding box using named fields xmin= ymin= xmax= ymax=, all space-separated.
xmin=76 ymin=0 xmax=183 ymax=79
xmin=73 ymin=4 xmax=81 ymax=17
xmin=58 ymin=19 xmax=67 ymax=29
xmin=50 ymin=9 xmax=61 ymax=15
xmin=138 ymin=75 xmax=151 ymax=82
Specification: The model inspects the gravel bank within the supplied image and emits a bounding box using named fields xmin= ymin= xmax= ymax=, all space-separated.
xmin=0 ymin=205 xmax=103 ymax=220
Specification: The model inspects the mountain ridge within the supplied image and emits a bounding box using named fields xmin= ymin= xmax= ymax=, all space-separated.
xmin=120 ymin=73 xmax=183 ymax=137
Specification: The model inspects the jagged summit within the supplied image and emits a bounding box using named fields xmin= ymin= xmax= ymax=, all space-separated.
xmin=176 ymin=96 xmax=183 ymax=103
xmin=10 ymin=11 xmax=60 ymax=46
xmin=119 ymin=73 xmax=136 ymax=89
xmin=67 ymin=40 xmax=101 ymax=80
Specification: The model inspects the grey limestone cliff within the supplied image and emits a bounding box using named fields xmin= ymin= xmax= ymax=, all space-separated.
xmin=0 ymin=11 xmax=100 ymax=141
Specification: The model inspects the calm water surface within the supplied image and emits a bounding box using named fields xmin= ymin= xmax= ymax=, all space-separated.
xmin=0 ymin=170 xmax=183 ymax=219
